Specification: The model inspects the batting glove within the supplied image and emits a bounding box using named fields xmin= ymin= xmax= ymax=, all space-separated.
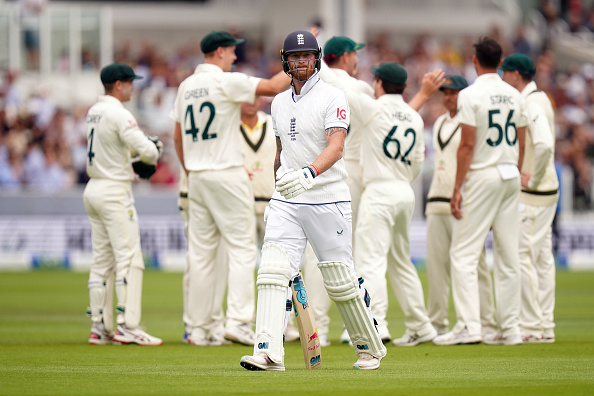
xmin=276 ymin=167 xmax=315 ymax=199
xmin=148 ymin=135 xmax=164 ymax=159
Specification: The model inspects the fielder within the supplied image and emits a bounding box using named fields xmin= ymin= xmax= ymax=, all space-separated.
xmin=425 ymin=75 xmax=497 ymax=337
xmin=240 ymin=30 xmax=386 ymax=371
xmin=349 ymin=62 xmax=436 ymax=347
xmin=501 ymin=54 xmax=558 ymax=343
xmin=85 ymin=62 xmax=163 ymax=346
xmin=171 ymin=31 xmax=290 ymax=346
xmin=434 ymin=37 xmax=527 ymax=346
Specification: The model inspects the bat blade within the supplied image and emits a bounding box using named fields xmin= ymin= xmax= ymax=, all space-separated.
xmin=291 ymin=271 xmax=322 ymax=369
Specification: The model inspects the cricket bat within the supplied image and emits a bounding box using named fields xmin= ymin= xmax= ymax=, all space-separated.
xmin=291 ymin=271 xmax=322 ymax=369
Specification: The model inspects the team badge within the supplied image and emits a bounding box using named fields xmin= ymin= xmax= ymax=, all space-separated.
xmin=297 ymin=34 xmax=304 ymax=45
xmin=288 ymin=117 xmax=299 ymax=141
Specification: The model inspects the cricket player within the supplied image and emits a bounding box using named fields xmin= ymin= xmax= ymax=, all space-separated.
xmin=501 ymin=54 xmax=558 ymax=343
xmin=350 ymin=62 xmax=436 ymax=347
xmin=434 ymin=37 xmax=527 ymax=346
xmin=240 ymin=30 xmax=386 ymax=371
xmin=84 ymin=62 xmax=163 ymax=346
xmin=171 ymin=31 xmax=290 ymax=346
xmin=425 ymin=75 xmax=497 ymax=337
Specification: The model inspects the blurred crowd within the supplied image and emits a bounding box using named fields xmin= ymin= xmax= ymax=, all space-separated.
xmin=1 ymin=0 xmax=594 ymax=209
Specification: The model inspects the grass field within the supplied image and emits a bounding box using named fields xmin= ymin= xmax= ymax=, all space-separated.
xmin=1 ymin=269 xmax=593 ymax=395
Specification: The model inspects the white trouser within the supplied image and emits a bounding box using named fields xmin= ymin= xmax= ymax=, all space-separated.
xmin=426 ymin=213 xmax=496 ymax=334
xmin=355 ymin=180 xmax=433 ymax=336
xmin=84 ymin=178 xmax=145 ymax=329
xmin=519 ymin=201 xmax=557 ymax=337
xmin=187 ymin=168 xmax=256 ymax=332
xmin=264 ymin=199 xmax=354 ymax=275
xmin=451 ymin=167 xmax=521 ymax=338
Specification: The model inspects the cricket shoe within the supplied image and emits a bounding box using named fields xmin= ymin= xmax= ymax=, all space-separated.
xmin=522 ymin=334 xmax=545 ymax=344
xmin=483 ymin=333 xmax=522 ymax=346
xmin=240 ymin=354 xmax=285 ymax=371
xmin=284 ymin=322 xmax=300 ymax=343
xmin=340 ymin=327 xmax=350 ymax=344
xmin=392 ymin=328 xmax=437 ymax=347
xmin=224 ymin=324 xmax=255 ymax=346
xmin=353 ymin=353 xmax=381 ymax=370
xmin=113 ymin=325 xmax=163 ymax=346
xmin=481 ymin=325 xmax=498 ymax=338
xmin=319 ymin=333 xmax=331 ymax=347
xmin=433 ymin=327 xmax=482 ymax=345
xmin=88 ymin=322 xmax=117 ymax=345
xmin=209 ymin=330 xmax=232 ymax=346
xmin=542 ymin=336 xmax=555 ymax=344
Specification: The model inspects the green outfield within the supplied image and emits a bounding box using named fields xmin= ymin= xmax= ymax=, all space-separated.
xmin=0 ymin=269 xmax=593 ymax=396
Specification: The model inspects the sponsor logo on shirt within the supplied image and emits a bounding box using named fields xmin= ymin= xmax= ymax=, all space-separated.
xmin=336 ymin=108 xmax=347 ymax=120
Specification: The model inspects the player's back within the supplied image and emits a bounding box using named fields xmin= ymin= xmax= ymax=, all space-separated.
xmin=172 ymin=64 xmax=259 ymax=172
xmin=361 ymin=94 xmax=424 ymax=186
xmin=457 ymin=74 xmax=526 ymax=170
xmin=85 ymin=97 xmax=134 ymax=181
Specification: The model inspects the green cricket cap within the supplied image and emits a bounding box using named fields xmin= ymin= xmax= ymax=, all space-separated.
xmin=201 ymin=31 xmax=245 ymax=54
xmin=440 ymin=75 xmax=469 ymax=91
xmin=100 ymin=63 xmax=143 ymax=84
xmin=371 ymin=62 xmax=407 ymax=86
xmin=324 ymin=36 xmax=365 ymax=62
xmin=500 ymin=53 xmax=536 ymax=77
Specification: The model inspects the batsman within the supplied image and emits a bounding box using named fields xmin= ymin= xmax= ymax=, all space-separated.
xmin=240 ymin=30 xmax=386 ymax=371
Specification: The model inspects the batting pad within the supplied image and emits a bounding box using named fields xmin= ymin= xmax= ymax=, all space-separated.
xmin=254 ymin=242 xmax=292 ymax=363
xmin=318 ymin=261 xmax=387 ymax=359
xmin=88 ymin=279 xmax=106 ymax=323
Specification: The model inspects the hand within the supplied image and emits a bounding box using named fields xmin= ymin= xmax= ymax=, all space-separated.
xmin=521 ymin=172 xmax=531 ymax=189
xmin=276 ymin=167 xmax=315 ymax=199
xmin=451 ymin=186 xmax=463 ymax=220
xmin=148 ymin=135 xmax=164 ymax=159
xmin=420 ymin=69 xmax=446 ymax=98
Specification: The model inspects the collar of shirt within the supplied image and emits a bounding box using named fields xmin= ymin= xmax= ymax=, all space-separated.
xmin=98 ymin=95 xmax=123 ymax=107
xmin=241 ymin=121 xmax=264 ymax=134
xmin=521 ymin=81 xmax=538 ymax=97
xmin=292 ymin=71 xmax=320 ymax=101
xmin=377 ymin=93 xmax=405 ymax=105
xmin=474 ymin=72 xmax=502 ymax=84
xmin=195 ymin=63 xmax=224 ymax=74
xmin=329 ymin=68 xmax=351 ymax=79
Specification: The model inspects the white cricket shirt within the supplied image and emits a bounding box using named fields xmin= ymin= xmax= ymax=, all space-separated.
xmin=170 ymin=63 xmax=261 ymax=171
xmin=520 ymin=81 xmax=559 ymax=206
xmin=241 ymin=110 xmax=276 ymax=201
xmin=358 ymin=94 xmax=425 ymax=186
xmin=457 ymin=73 xmax=527 ymax=170
xmin=426 ymin=111 xmax=462 ymax=215
xmin=85 ymin=95 xmax=160 ymax=181
xmin=271 ymin=73 xmax=351 ymax=204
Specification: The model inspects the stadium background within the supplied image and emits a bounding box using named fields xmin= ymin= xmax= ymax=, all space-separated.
xmin=1 ymin=0 xmax=593 ymax=271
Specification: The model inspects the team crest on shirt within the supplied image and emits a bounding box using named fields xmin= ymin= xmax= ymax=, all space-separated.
xmin=288 ymin=117 xmax=299 ymax=141
xmin=128 ymin=210 xmax=134 ymax=221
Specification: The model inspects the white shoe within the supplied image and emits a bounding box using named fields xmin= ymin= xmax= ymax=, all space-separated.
xmin=481 ymin=325 xmax=497 ymax=338
xmin=113 ymin=325 xmax=163 ymax=346
xmin=433 ymin=327 xmax=482 ymax=346
xmin=88 ymin=322 xmax=117 ymax=345
xmin=392 ymin=329 xmax=437 ymax=347
xmin=340 ymin=327 xmax=350 ymax=344
xmin=522 ymin=334 xmax=544 ymax=344
xmin=188 ymin=328 xmax=209 ymax=346
xmin=353 ymin=353 xmax=381 ymax=370
xmin=378 ymin=326 xmax=392 ymax=344
xmin=225 ymin=324 xmax=255 ymax=346
xmin=483 ymin=333 xmax=522 ymax=345
xmin=319 ymin=333 xmax=331 ymax=347
xmin=240 ymin=354 xmax=285 ymax=371
xmin=209 ymin=330 xmax=232 ymax=346
xmin=284 ymin=322 xmax=300 ymax=343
